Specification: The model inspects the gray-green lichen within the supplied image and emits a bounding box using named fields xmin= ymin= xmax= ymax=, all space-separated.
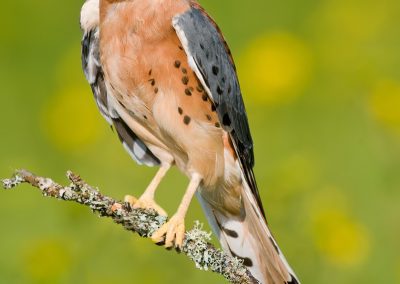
xmin=183 ymin=222 xmax=258 ymax=284
xmin=2 ymin=169 xmax=258 ymax=284
xmin=2 ymin=173 xmax=24 ymax=189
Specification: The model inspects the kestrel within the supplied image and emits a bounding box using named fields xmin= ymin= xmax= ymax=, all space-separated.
xmin=80 ymin=0 xmax=299 ymax=283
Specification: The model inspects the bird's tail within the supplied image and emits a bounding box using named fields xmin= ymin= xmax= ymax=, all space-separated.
xmin=197 ymin=178 xmax=300 ymax=284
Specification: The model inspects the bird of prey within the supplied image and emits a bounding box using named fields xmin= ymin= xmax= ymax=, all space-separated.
xmin=80 ymin=0 xmax=299 ymax=283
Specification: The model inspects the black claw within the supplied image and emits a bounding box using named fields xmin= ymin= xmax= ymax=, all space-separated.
xmin=155 ymin=240 xmax=165 ymax=246
xmin=124 ymin=202 xmax=133 ymax=211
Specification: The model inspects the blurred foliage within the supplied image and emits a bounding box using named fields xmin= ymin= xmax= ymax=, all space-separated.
xmin=1 ymin=0 xmax=399 ymax=283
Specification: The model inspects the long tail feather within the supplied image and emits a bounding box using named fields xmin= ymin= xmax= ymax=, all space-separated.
xmin=197 ymin=180 xmax=300 ymax=284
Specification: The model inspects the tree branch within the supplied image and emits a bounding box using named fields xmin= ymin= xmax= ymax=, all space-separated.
xmin=2 ymin=169 xmax=258 ymax=284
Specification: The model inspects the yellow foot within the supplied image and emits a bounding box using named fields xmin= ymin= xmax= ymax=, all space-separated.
xmin=124 ymin=195 xmax=167 ymax=217
xmin=151 ymin=214 xmax=185 ymax=249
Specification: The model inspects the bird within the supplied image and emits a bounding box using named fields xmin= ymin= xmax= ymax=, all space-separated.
xmin=80 ymin=0 xmax=300 ymax=283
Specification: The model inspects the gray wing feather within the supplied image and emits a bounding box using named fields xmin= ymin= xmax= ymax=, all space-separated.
xmin=81 ymin=29 xmax=160 ymax=167
xmin=173 ymin=7 xmax=265 ymax=216
xmin=173 ymin=10 xmax=253 ymax=166
xmin=173 ymin=9 xmax=302 ymax=284
xmin=82 ymin=28 xmax=111 ymax=123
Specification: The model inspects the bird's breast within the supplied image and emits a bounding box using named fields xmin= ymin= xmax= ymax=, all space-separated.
xmin=99 ymin=0 xmax=190 ymax=97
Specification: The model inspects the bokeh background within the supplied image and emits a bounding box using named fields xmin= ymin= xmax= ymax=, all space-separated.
xmin=1 ymin=0 xmax=399 ymax=283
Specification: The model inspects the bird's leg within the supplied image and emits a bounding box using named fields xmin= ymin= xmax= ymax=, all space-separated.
xmin=151 ymin=173 xmax=202 ymax=248
xmin=125 ymin=163 xmax=171 ymax=216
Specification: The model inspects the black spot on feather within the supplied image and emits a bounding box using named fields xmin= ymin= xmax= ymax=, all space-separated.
xmin=222 ymin=114 xmax=231 ymax=126
xmin=212 ymin=65 xmax=219 ymax=75
xmin=185 ymin=88 xmax=192 ymax=96
xmin=242 ymin=258 xmax=253 ymax=267
xmin=182 ymin=76 xmax=189 ymax=85
xmin=183 ymin=115 xmax=191 ymax=125
xmin=217 ymin=85 xmax=223 ymax=95
xmin=230 ymin=251 xmax=253 ymax=267
xmin=174 ymin=60 xmax=181 ymax=68
xmin=223 ymin=227 xmax=238 ymax=238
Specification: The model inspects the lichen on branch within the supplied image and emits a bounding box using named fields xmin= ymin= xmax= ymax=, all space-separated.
xmin=2 ymin=169 xmax=258 ymax=284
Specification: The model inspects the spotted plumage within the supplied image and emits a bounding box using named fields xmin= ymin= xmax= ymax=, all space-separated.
xmin=183 ymin=115 xmax=191 ymax=125
xmin=174 ymin=60 xmax=181 ymax=68
xmin=181 ymin=76 xmax=189 ymax=85
xmin=80 ymin=0 xmax=299 ymax=283
xmin=184 ymin=88 xmax=192 ymax=96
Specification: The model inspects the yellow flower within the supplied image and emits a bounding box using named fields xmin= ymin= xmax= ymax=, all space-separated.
xmin=309 ymin=187 xmax=370 ymax=266
xmin=313 ymin=209 xmax=370 ymax=266
xmin=238 ymin=32 xmax=313 ymax=105
xmin=41 ymin=46 xmax=105 ymax=151
xmin=42 ymin=86 xmax=105 ymax=151
xmin=369 ymin=80 xmax=400 ymax=135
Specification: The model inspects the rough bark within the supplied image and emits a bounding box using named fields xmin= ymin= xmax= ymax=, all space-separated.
xmin=2 ymin=169 xmax=258 ymax=284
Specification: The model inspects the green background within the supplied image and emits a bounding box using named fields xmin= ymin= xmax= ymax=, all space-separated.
xmin=1 ymin=0 xmax=400 ymax=283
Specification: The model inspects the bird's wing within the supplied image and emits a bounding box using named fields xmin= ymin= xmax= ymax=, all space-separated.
xmin=172 ymin=3 xmax=265 ymax=216
xmin=81 ymin=28 xmax=112 ymax=123
xmin=81 ymin=27 xmax=160 ymax=167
